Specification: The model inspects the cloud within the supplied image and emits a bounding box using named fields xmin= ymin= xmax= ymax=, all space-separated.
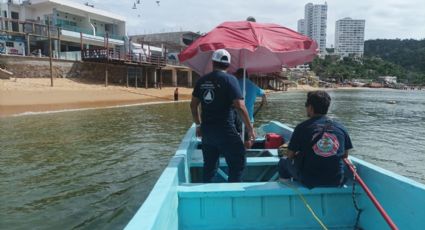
xmin=78 ymin=0 xmax=425 ymax=46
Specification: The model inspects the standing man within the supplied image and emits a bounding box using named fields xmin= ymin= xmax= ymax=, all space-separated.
xmin=278 ymin=91 xmax=353 ymax=188
xmin=190 ymin=49 xmax=255 ymax=183
xmin=234 ymin=68 xmax=267 ymax=123
xmin=234 ymin=68 xmax=266 ymax=148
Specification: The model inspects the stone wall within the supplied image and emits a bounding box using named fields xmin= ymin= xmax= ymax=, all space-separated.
xmin=0 ymin=55 xmax=149 ymax=84
xmin=0 ymin=55 xmax=194 ymax=87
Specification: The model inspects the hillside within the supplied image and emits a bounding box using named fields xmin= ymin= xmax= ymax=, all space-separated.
xmin=364 ymin=39 xmax=425 ymax=73
xmin=309 ymin=39 xmax=425 ymax=84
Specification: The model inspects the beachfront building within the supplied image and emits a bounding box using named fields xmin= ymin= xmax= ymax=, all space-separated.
xmin=335 ymin=17 xmax=365 ymax=57
xmin=130 ymin=31 xmax=200 ymax=59
xmin=300 ymin=2 xmax=328 ymax=55
xmin=0 ymin=0 xmax=126 ymax=59
xmin=130 ymin=31 xmax=200 ymax=66
xmin=130 ymin=31 xmax=201 ymax=87
xmin=297 ymin=19 xmax=305 ymax=35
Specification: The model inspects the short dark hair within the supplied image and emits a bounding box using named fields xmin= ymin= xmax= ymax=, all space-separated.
xmin=213 ymin=61 xmax=230 ymax=70
xmin=305 ymin=90 xmax=331 ymax=114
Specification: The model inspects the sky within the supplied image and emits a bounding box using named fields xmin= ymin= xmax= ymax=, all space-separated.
xmin=77 ymin=0 xmax=425 ymax=47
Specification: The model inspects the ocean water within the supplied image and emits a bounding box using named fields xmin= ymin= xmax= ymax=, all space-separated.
xmin=1 ymin=89 xmax=424 ymax=229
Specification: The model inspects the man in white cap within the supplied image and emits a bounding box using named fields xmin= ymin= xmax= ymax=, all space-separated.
xmin=190 ymin=49 xmax=255 ymax=182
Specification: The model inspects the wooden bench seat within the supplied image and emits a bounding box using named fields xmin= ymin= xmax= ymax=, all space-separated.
xmin=190 ymin=149 xmax=280 ymax=167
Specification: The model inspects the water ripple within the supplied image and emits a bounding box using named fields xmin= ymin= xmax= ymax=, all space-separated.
xmin=1 ymin=90 xmax=424 ymax=229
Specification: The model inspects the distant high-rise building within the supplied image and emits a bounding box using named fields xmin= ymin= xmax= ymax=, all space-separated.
xmin=335 ymin=17 xmax=365 ymax=57
xmin=297 ymin=19 xmax=305 ymax=35
xmin=301 ymin=2 xmax=328 ymax=55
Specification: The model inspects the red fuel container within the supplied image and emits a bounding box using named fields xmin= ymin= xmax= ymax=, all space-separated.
xmin=265 ymin=133 xmax=284 ymax=149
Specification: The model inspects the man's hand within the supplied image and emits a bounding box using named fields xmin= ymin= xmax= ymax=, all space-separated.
xmin=190 ymin=96 xmax=202 ymax=138
xmin=286 ymin=150 xmax=296 ymax=159
xmin=244 ymin=140 xmax=253 ymax=149
xmin=233 ymin=99 xmax=256 ymax=142
xmin=246 ymin=126 xmax=256 ymax=142
xmin=196 ymin=126 xmax=202 ymax=138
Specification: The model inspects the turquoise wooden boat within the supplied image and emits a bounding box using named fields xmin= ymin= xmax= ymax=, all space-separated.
xmin=125 ymin=121 xmax=425 ymax=230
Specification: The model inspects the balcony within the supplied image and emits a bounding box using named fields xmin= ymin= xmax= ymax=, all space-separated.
xmin=59 ymin=24 xmax=94 ymax=36
xmin=59 ymin=24 xmax=124 ymax=45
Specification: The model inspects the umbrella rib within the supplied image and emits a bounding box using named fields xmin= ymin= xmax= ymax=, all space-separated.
xmin=248 ymin=22 xmax=260 ymax=47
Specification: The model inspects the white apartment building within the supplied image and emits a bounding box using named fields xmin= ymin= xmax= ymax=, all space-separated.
xmin=335 ymin=17 xmax=365 ymax=57
xmin=0 ymin=0 xmax=126 ymax=56
xmin=297 ymin=19 xmax=305 ymax=35
xmin=303 ymin=2 xmax=327 ymax=55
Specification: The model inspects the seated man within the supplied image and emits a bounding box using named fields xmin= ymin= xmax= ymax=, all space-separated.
xmin=278 ymin=90 xmax=353 ymax=188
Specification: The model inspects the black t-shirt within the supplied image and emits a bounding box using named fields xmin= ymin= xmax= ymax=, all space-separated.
xmin=288 ymin=115 xmax=353 ymax=188
xmin=192 ymin=70 xmax=243 ymax=127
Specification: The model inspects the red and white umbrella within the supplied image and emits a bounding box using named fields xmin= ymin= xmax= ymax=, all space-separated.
xmin=178 ymin=21 xmax=318 ymax=75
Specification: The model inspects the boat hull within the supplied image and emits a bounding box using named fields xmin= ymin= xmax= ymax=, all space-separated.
xmin=125 ymin=121 xmax=425 ymax=230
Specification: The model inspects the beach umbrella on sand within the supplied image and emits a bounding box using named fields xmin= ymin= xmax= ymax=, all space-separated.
xmin=178 ymin=20 xmax=318 ymax=75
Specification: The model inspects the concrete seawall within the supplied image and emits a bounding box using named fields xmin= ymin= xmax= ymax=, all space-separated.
xmin=0 ymin=55 xmax=197 ymax=87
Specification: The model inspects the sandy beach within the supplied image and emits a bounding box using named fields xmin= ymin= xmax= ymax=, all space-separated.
xmin=0 ymin=78 xmax=358 ymax=117
xmin=0 ymin=78 xmax=193 ymax=117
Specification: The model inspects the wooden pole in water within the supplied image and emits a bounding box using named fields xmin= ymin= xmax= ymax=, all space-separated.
xmin=47 ymin=17 xmax=53 ymax=87
xmin=343 ymin=158 xmax=399 ymax=230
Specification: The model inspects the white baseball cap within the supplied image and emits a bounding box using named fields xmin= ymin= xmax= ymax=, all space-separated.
xmin=211 ymin=49 xmax=231 ymax=64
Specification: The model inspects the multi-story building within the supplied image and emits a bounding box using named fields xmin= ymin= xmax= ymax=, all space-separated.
xmin=130 ymin=31 xmax=200 ymax=63
xmin=297 ymin=19 xmax=305 ymax=35
xmin=300 ymin=2 xmax=327 ymax=55
xmin=0 ymin=0 xmax=126 ymax=58
xmin=334 ymin=17 xmax=365 ymax=57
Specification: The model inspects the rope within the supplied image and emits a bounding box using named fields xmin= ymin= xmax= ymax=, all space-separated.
xmin=279 ymin=180 xmax=328 ymax=230
xmin=344 ymin=158 xmax=398 ymax=230
xmin=351 ymin=175 xmax=363 ymax=230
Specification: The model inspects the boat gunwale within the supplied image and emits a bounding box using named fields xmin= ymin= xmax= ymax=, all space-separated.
xmin=125 ymin=121 xmax=425 ymax=230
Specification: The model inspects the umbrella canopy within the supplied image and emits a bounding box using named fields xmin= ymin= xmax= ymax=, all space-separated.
xmin=178 ymin=21 xmax=318 ymax=75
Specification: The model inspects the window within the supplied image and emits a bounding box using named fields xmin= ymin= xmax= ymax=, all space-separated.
xmin=6 ymin=42 xmax=14 ymax=47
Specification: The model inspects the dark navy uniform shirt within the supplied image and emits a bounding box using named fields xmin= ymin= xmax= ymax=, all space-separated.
xmin=288 ymin=115 xmax=353 ymax=188
xmin=192 ymin=70 xmax=243 ymax=128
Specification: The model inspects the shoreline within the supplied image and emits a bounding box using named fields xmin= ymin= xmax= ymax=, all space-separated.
xmin=8 ymin=100 xmax=191 ymax=117
xmin=0 ymin=78 xmax=389 ymax=118
xmin=0 ymin=78 xmax=193 ymax=117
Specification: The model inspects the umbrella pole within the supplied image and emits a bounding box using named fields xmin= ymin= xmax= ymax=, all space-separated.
xmin=241 ymin=63 xmax=247 ymax=143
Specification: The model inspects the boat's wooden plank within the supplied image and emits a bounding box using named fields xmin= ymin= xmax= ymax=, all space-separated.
xmin=178 ymin=182 xmax=354 ymax=197
xmin=190 ymin=149 xmax=279 ymax=167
